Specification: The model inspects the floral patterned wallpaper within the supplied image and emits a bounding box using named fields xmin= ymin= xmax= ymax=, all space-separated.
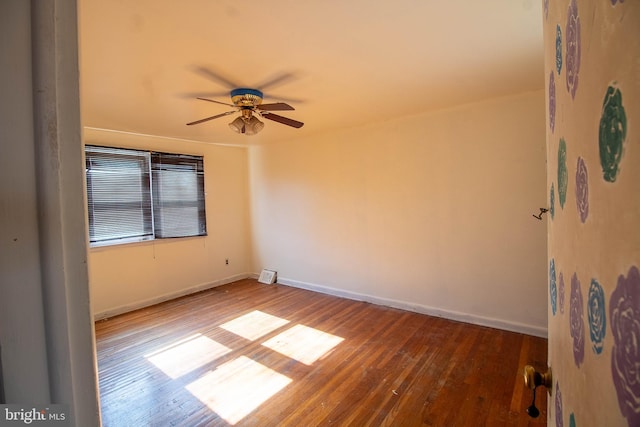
xmin=545 ymin=0 xmax=638 ymax=426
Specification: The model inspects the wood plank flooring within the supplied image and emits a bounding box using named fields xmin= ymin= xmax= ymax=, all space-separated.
xmin=95 ymin=279 xmax=548 ymax=426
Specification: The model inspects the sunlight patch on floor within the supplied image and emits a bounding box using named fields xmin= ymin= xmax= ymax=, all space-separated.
xmin=261 ymin=324 xmax=344 ymax=365
xmin=220 ymin=310 xmax=290 ymax=341
xmin=145 ymin=333 xmax=231 ymax=379
xmin=186 ymin=355 xmax=292 ymax=425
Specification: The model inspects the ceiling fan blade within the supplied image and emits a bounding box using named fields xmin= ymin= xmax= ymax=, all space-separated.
xmin=179 ymin=91 xmax=230 ymax=99
xmin=192 ymin=66 xmax=241 ymax=89
xmin=262 ymin=113 xmax=304 ymax=129
xmin=186 ymin=110 xmax=236 ymax=126
xmin=257 ymin=102 xmax=295 ymax=111
xmin=197 ymin=97 xmax=235 ymax=107
xmin=253 ymin=72 xmax=297 ymax=92
xmin=264 ymin=94 xmax=306 ymax=104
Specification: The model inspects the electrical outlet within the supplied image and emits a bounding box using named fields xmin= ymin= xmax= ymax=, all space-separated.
xmin=225 ymin=259 xmax=229 ymax=265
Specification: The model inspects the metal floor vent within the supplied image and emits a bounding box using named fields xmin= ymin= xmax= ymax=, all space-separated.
xmin=258 ymin=269 xmax=277 ymax=284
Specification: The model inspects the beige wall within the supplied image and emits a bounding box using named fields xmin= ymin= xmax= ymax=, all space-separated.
xmin=85 ymin=128 xmax=252 ymax=317
xmin=248 ymin=90 xmax=548 ymax=336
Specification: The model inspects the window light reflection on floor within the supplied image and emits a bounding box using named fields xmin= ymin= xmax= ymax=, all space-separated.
xmin=219 ymin=310 xmax=290 ymax=341
xmin=261 ymin=324 xmax=344 ymax=365
xmin=186 ymin=356 xmax=292 ymax=425
xmin=144 ymin=333 xmax=231 ymax=379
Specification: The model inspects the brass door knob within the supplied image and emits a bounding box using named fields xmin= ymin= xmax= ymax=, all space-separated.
xmin=523 ymin=365 xmax=552 ymax=418
xmin=523 ymin=365 xmax=552 ymax=392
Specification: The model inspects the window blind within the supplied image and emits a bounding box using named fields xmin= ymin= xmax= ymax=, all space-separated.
xmin=151 ymin=152 xmax=206 ymax=238
xmin=85 ymin=146 xmax=153 ymax=244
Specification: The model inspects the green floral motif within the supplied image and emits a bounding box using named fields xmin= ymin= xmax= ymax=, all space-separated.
xmin=556 ymin=25 xmax=563 ymax=75
xmin=599 ymin=85 xmax=627 ymax=182
xmin=558 ymin=138 xmax=568 ymax=209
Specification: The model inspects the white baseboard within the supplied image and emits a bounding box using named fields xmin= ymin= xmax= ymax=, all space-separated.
xmin=93 ymin=273 xmax=252 ymax=321
xmin=276 ymin=276 xmax=548 ymax=338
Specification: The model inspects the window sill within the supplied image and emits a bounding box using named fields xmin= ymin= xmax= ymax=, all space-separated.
xmin=89 ymin=235 xmax=207 ymax=251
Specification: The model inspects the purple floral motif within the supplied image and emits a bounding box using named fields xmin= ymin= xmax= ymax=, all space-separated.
xmin=610 ymin=266 xmax=640 ymax=426
xmin=575 ymin=157 xmax=589 ymax=223
xmin=556 ymin=381 xmax=564 ymax=427
xmin=550 ymin=259 xmax=558 ymax=316
xmin=611 ymin=0 xmax=625 ymax=5
xmin=549 ymin=72 xmax=556 ymax=133
xmin=559 ymin=272 xmax=566 ymax=314
xmin=588 ymin=279 xmax=606 ymax=354
xmin=565 ymin=0 xmax=581 ymax=99
xmin=544 ymin=0 xmax=549 ymax=19
xmin=570 ymin=273 xmax=585 ymax=367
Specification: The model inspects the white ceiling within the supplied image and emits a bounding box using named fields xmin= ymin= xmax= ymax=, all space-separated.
xmin=79 ymin=0 xmax=544 ymax=146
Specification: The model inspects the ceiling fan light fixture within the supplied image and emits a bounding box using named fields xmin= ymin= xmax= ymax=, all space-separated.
xmin=228 ymin=117 xmax=246 ymax=134
xmin=245 ymin=116 xmax=265 ymax=135
xmin=228 ymin=116 xmax=264 ymax=135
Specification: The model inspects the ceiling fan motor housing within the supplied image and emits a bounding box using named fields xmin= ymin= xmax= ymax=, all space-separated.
xmin=230 ymin=88 xmax=263 ymax=107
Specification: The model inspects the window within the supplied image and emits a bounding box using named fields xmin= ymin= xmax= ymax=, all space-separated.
xmin=85 ymin=145 xmax=206 ymax=246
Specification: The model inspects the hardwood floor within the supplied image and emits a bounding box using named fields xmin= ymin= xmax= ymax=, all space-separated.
xmin=95 ymin=279 xmax=548 ymax=426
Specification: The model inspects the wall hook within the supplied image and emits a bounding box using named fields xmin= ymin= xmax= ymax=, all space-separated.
xmin=532 ymin=208 xmax=549 ymax=220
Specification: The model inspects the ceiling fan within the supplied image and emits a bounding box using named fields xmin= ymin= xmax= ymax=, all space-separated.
xmin=186 ymin=88 xmax=304 ymax=135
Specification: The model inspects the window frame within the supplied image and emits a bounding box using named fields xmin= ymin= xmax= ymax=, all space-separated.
xmin=85 ymin=145 xmax=207 ymax=248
